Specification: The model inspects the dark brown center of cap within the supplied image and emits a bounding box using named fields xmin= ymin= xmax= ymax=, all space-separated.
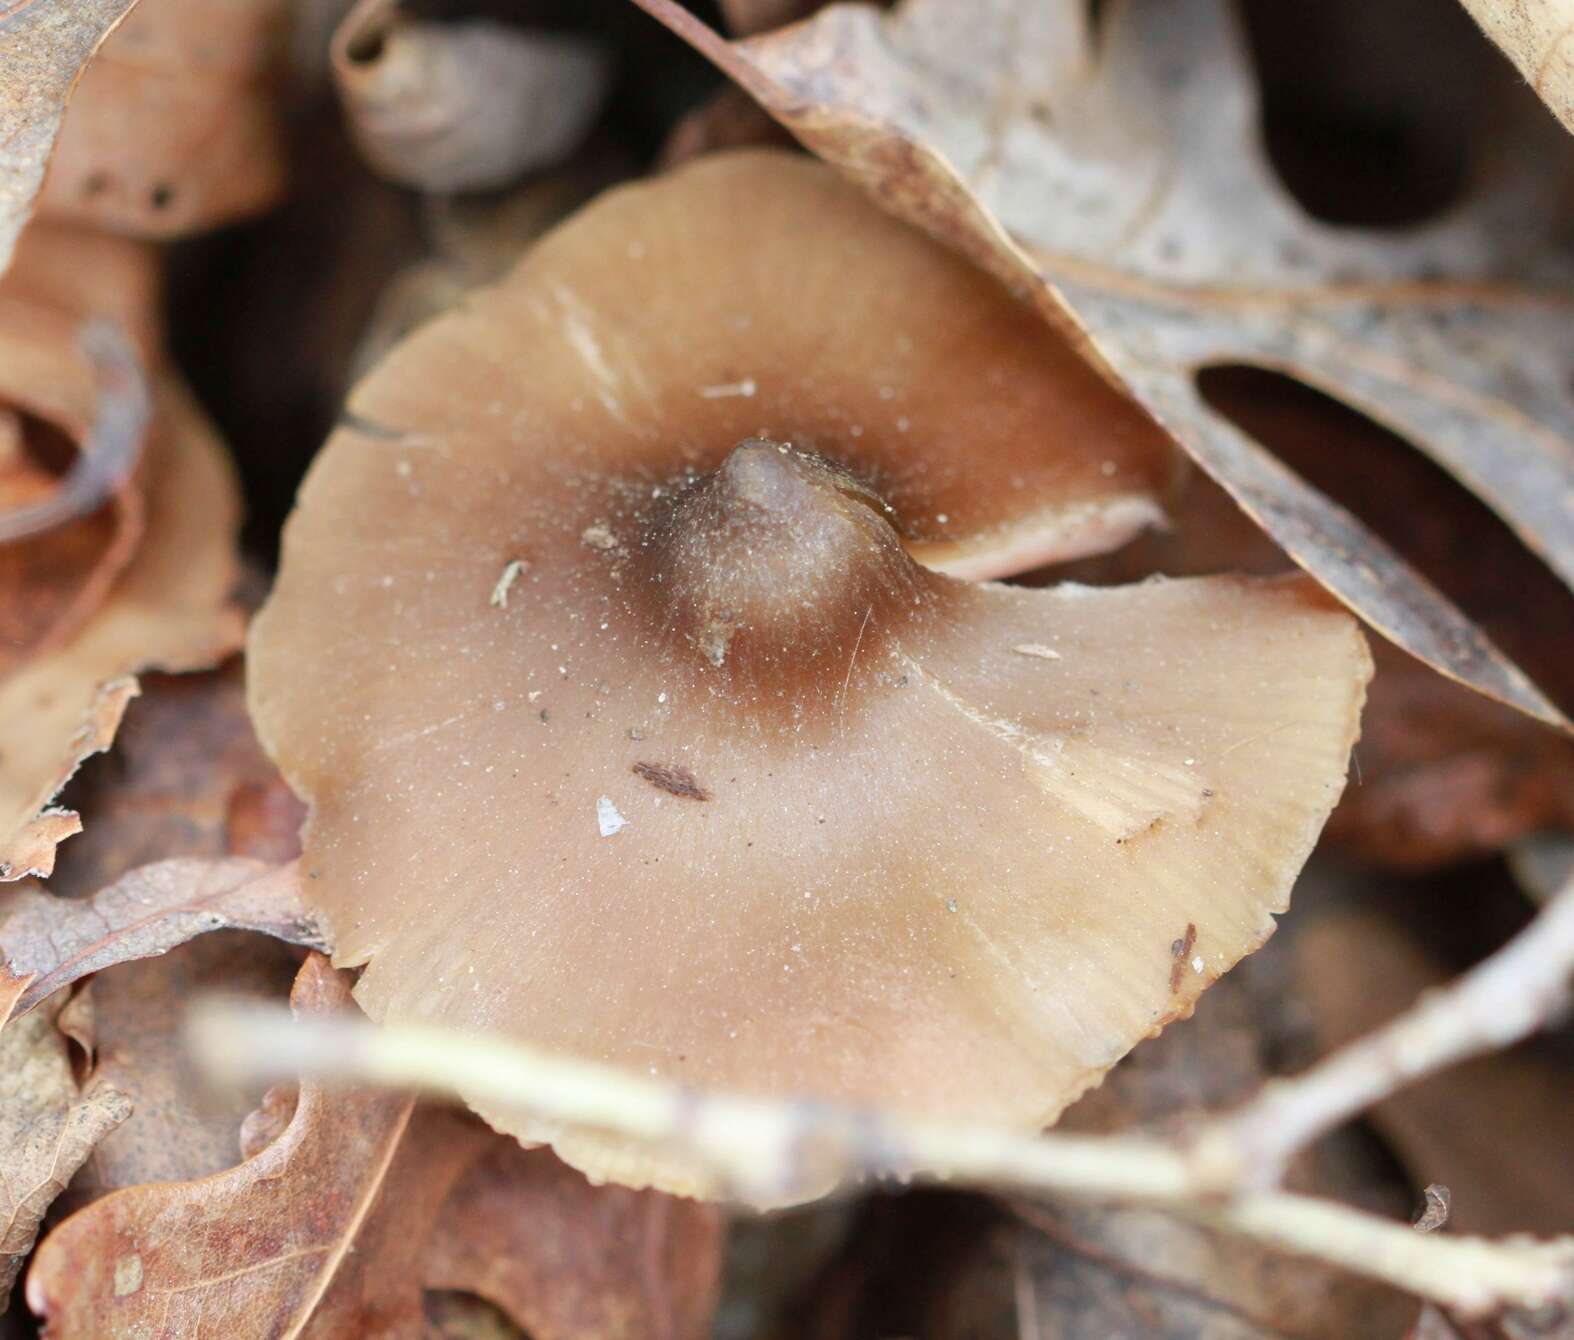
xmin=634 ymin=439 xmax=933 ymax=687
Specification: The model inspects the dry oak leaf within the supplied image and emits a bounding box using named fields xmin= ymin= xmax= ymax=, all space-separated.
xmin=60 ymin=931 xmax=303 ymax=1202
xmin=1460 ymin=0 xmax=1574 ymax=134
xmin=27 ymin=957 xmax=723 ymax=1339
xmin=0 ymin=372 xmax=244 ymax=880
xmin=0 ymin=858 xmax=324 ymax=1022
xmin=0 ymin=970 xmax=130 ymax=1311
xmin=26 ymin=954 xmax=418 ymax=1338
xmin=637 ymin=0 xmax=1574 ymax=729
xmin=0 ymin=0 xmax=140 ymax=275
xmin=35 ymin=0 xmax=292 ymax=238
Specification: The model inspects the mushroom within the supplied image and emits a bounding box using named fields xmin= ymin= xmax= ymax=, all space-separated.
xmin=250 ymin=150 xmax=1370 ymax=1200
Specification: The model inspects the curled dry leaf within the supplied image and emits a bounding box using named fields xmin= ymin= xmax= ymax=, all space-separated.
xmin=0 ymin=0 xmax=139 ymax=276
xmin=35 ymin=0 xmax=292 ymax=237
xmin=0 ymin=373 xmax=244 ymax=880
xmin=0 ymin=975 xmax=130 ymax=1311
xmin=1295 ymin=905 xmax=1574 ymax=1237
xmin=27 ymin=954 xmax=417 ymax=1338
xmin=0 ymin=226 xmax=159 ymax=657
xmin=1459 ymin=0 xmax=1574 ymax=134
xmin=0 ymin=221 xmax=161 ymax=357
xmin=332 ymin=0 xmax=612 ymax=193
xmin=0 ymin=859 xmax=323 ymax=1022
xmin=635 ymin=0 xmax=1574 ymax=729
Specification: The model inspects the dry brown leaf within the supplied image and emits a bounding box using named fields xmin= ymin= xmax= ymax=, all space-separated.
xmin=425 ymin=1141 xmax=726 ymax=1340
xmin=296 ymin=1104 xmax=494 ymax=1339
xmin=1329 ymin=643 xmax=1574 ymax=867
xmin=0 ymin=859 xmax=323 ymax=1022
xmin=0 ymin=0 xmax=140 ymax=275
xmin=26 ymin=954 xmax=417 ymax=1337
xmin=1460 ymin=0 xmax=1574 ymax=134
xmin=26 ymin=954 xmax=721 ymax=1338
xmin=63 ymin=932 xmax=303 ymax=1201
xmin=635 ymin=0 xmax=1574 ymax=730
xmin=1295 ymin=905 xmax=1574 ymax=1237
xmin=0 ymin=373 xmax=244 ymax=880
xmin=0 ymin=980 xmax=130 ymax=1311
xmin=44 ymin=658 xmax=305 ymax=897
xmin=35 ymin=0 xmax=292 ymax=237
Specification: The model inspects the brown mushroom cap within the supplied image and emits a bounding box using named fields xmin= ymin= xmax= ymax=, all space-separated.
xmin=251 ymin=151 xmax=1370 ymax=1201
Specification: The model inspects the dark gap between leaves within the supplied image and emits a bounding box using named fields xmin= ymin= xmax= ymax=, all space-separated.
xmin=1238 ymin=0 xmax=1483 ymax=227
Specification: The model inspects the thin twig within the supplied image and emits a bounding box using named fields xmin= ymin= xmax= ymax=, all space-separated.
xmin=1192 ymin=878 xmax=1574 ymax=1189
xmin=186 ymin=999 xmax=1574 ymax=1318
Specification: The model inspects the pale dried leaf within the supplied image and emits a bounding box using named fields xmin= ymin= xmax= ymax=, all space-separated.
xmin=0 ymin=985 xmax=129 ymax=1310
xmin=26 ymin=955 xmax=416 ymax=1337
xmin=36 ymin=0 xmax=292 ymax=237
xmin=635 ymin=0 xmax=1574 ymax=728
xmin=0 ymin=859 xmax=324 ymax=1021
xmin=0 ymin=0 xmax=139 ymax=275
xmin=0 ymin=373 xmax=244 ymax=879
xmin=1460 ymin=0 xmax=1574 ymax=134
